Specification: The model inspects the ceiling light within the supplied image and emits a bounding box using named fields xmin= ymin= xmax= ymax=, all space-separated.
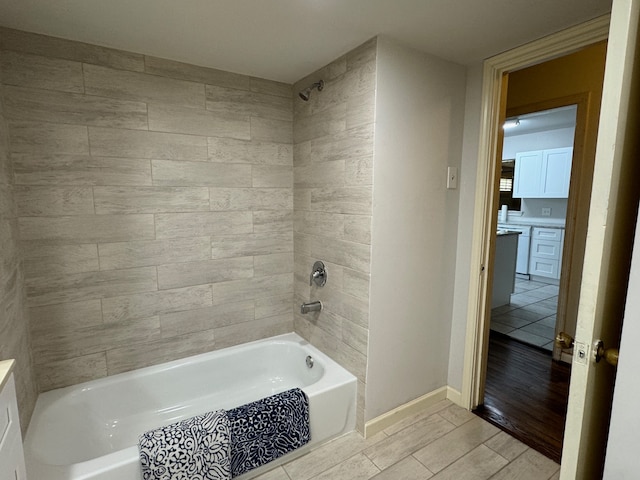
xmin=503 ymin=118 xmax=520 ymax=129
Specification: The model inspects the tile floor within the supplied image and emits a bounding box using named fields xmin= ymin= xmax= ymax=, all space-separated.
xmin=254 ymin=400 xmax=560 ymax=480
xmin=490 ymin=278 xmax=559 ymax=351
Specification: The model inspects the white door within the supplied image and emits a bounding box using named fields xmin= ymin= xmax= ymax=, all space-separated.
xmin=603 ymin=208 xmax=640 ymax=477
xmin=560 ymin=0 xmax=640 ymax=478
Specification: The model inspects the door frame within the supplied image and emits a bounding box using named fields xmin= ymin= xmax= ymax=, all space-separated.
xmin=460 ymin=15 xmax=611 ymax=409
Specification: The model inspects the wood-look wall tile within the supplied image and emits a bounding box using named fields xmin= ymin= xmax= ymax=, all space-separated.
xmin=249 ymin=77 xmax=292 ymax=98
xmin=213 ymin=314 xmax=292 ymax=350
xmin=8 ymin=121 xmax=89 ymax=154
xmin=211 ymin=273 xmax=293 ymax=305
xmin=345 ymin=155 xmax=373 ymax=186
xmin=84 ymin=64 xmax=204 ymax=107
xmin=18 ymin=214 xmax=155 ymax=244
xmin=254 ymin=294 xmax=292 ymax=319
xmin=155 ymin=211 xmax=253 ymax=238
xmin=206 ymin=85 xmax=292 ymax=122
xmin=93 ymin=186 xmax=210 ymax=214
xmin=26 ymin=266 xmax=158 ymax=307
xmin=343 ymin=215 xmax=371 ymax=244
xmin=106 ymin=329 xmax=217 ymax=375
xmin=342 ymin=320 xmax=368 ymax=355
xmin=254 ymin=253 xmax=293 ymax=277
xmin=293 ymin=141 xmax=311 ymax=166
xmin=346 ymin=37 xmax=377 ymax=71
xmin=0 ymin=51 xmax=84 ymax=93
xmin=0 ymin=27 xmax=144 ymax=72
xmin=2 ymin=85 xmax=148 ymax=130
xmin=346 ymin=93 xmax=375 ymax=129
xmin=310 ymin=186 xmax=372 ymax=215
xmin=151 ymin=159 xmax=251 ymax=187
xmin=208 ymin=137 xmax=292 ymax=165
xmin=295 ymin=211 xmax=344 ymax=238
xmin=89 ymin=127 xmax=208 ymax=161
xmin=211 ymin=232 xmax=293 ymax=259
xmin=32 ymin=315 xmax=161 ymax=364
xmin=29 ymin=300 xmax=103 ymax=332
xmin=157 ymin=257 xmax=254 ymax=290
xmin=309 ymin=125 xmax=373 ymax=163
xmin=144 ymin=56 xmax=251 ymax=90
xmin=148 ymin=103 xmax=250 ymax=139
xmin=253 ymin=210 xmax=293 ymax=233
xmin=14 ymin=185 xmax=94 ymax=216
xmin=101 ymin=284 xmax=213 ymax=323
xmin=23 ymin=244 xmax=99 ymax=276
xmin=308 ymin=235 xmax=371 ymax=275
xmin=250 ymin=117 xmax=293 ymax=144
xmin=343 ymin=268 xmax=370 ymax=300
xmin=209 ymin=188 xmax=292 ymax=211
xmin=293 ymin=103 xmax=346 ymax=144
xmin=252 ymin=165 xmax=292 ymax=188
xmin=294 ymin=160 xmax=345 ymax=188
xmin=36 ymin=352 xmax=107 ymax=392
xmin=12 ymin=154 xmax=152 ymax=186
xmin=314 ymin=283 xmax=369 ymax=328
xmin=98 ymin=237 xmax=211 ymax=270
xmin=160 ymin=300 xmax=255 ymax=337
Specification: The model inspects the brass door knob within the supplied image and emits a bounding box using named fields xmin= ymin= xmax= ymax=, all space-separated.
xmin=555 ymin=332 xmax=575 ymax=349
xmin=594 ymin=340 xmax=619 ymax=367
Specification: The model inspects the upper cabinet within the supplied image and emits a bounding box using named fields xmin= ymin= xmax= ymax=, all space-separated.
xmin=513 ymin=147 xmax=573 ymax=198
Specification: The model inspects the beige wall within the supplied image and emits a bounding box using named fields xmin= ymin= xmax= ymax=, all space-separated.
xmin=292 ymin=39 xmax=376 ymax=431
xmin=0 ymin=27 xmax=294 ymax=392
xmin=0 ymin=55 xmax=38 ymax=432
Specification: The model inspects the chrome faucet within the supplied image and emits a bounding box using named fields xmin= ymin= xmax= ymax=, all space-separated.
xmin=300 ymin=301 xmax=322 ymax=314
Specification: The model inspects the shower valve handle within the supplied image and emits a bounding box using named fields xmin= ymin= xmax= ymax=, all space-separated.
xmin=309 ymin=261 xmax=327 ymax=287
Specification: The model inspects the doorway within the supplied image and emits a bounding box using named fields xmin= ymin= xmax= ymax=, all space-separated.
xmin=473 ymin=41 xmax=607 ymax=461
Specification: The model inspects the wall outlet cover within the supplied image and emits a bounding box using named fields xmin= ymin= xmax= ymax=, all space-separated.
xmin=542 ymin=207 xmax=552 ymax=216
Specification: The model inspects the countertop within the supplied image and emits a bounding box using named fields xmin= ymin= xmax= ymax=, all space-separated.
xmin=496 ymin=230 xmax=521 ymax=236
xmin=0 ymin=359 xmax=16 ymax=391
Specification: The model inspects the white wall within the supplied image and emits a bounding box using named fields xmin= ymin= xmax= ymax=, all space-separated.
xmin=366 ymin=37 xmax=466 ymax=420
xmin=447 ymin=64 xmax=483 ymax=392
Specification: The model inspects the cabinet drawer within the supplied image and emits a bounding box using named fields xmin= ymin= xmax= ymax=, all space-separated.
xmin=530 ymin=258 xmax=560 ymax=278
xmin=531 ymin=238 xmax=562 ymax=260
xmin=532 ymin=227 xmax=563 ymax=241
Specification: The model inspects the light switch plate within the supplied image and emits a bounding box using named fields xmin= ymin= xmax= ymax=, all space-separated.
xmin=447 ymin=167 xmax=458 ymax=189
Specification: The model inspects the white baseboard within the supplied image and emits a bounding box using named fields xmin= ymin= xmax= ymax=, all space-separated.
xmin=446 ymin=386 xmax=463 ymax=406
xmin=364 ymin=386 xmax=449 ymax=438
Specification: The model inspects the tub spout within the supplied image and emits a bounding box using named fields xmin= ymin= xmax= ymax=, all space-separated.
xmin=300 ymin=301 xmax=322 ymax=314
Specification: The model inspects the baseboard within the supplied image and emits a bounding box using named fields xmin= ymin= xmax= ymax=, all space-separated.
xmin=446 ymin=386 xmax=463 ymax=406
xmin=364 ymin=386 xmax=449 ymax=438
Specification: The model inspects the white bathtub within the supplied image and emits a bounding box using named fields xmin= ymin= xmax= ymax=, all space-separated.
xmin=24 ymin=333 xmax=357 ymax=480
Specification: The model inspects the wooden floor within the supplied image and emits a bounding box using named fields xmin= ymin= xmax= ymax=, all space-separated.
xmin=474 ymin=331 xmax=571 ymax=463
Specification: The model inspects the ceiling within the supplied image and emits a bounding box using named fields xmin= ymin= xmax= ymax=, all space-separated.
xmin=504 ymin=105 xmax=578 ymax=137
xmin=0 ymin=0 xmax=612 ymax=84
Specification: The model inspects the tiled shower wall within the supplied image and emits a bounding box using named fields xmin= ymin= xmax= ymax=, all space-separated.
xmin=0 ymin=27 xmax=294 ymax=391
xmin=292 ymin=39 xmax=376 ymax=431
xmin=0 ymin=63 xmax=38 ymax=431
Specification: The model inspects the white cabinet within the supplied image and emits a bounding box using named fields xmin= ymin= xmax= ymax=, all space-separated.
xmin=513 ymin=147 xmax=573 ymax=198
xmin=0 ymin=369 xmax=27 ymax=480
xmin=529 ymin=227 xmax=564 ymax=280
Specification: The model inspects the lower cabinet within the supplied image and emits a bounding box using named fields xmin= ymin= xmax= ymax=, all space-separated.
xmin=529 ymin=227 xmax=564 ymax=280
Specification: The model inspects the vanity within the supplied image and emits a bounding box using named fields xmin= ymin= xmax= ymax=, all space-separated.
xmin=0 ymin=360 xmax=27 ymax=479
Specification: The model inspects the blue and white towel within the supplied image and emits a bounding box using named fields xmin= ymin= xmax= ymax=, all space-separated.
xmin=139 ymin=409 xmax=231 ymax=480
xmin=228 ymin=388 xmax=311 ymax=477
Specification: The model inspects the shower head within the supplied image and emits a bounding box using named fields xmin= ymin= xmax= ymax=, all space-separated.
xmin=298 ymin=80 xmax=324 ymax=101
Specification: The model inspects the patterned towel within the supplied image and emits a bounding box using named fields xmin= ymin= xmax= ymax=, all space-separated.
xmin=228 ymin=388 xmax=311 ymax=477
xmin=139 ymin=409 xmax=231 ymax=480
